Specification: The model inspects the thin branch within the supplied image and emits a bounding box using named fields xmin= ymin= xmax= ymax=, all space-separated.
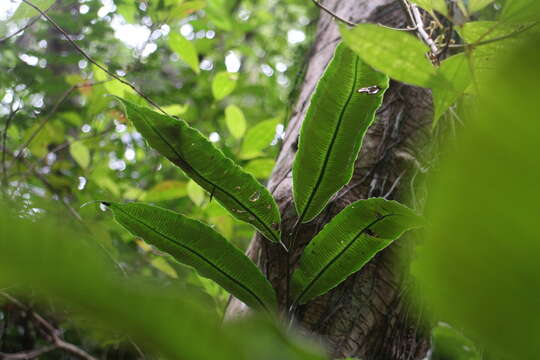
xmin=20 ymin=0 xmax=168 ymax=116
xmin=0 ymin=292 xmax=97 ymax=360
xmin=409 ymin=2 xmax=439 ymax=54
xmin=311 ymin=0 xmax=416 ymax=31
xmin=0 ymin=1 xmax=56 ymax=44
xmin=449 ymin=20 xmax=540 ymax=49
xmin=0 ymin=345 xmax=57 ymax=359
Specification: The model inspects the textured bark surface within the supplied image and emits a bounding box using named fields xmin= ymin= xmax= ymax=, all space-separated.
xmin=227 ymin=1 xmax=433 ymax=359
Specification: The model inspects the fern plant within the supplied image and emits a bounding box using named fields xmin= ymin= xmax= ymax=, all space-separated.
xmin=104 ymin=42 xmax=422 ymax=315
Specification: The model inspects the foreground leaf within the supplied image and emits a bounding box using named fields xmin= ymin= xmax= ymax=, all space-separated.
xmin=341 ymin=24 xmax=440 ymax=88
xmin=293 ymin=43 xmax=389 ymax=223
xmin=291 ymin=198 xmax=423 ymax=305
xmin=117 ymin=98 xmax=281 ymax=243
xmin=106 ymin=202 xmax=277 ymax=311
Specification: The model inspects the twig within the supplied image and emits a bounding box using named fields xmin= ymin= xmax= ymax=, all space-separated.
xmin=20 ymin=0 xmax=168 ymax=116
xmin=409 ymin=2 xmax=439 ymax=55
xmin=449 ymin=20 xmax=540 ymax=49
xmin=0 ymin=292 xmax=97 ymax=360
xmin=0 ymin=1 xmax=56 ymax=44
xmin=0 ymin=345 xmax=57 ymax=359
xmin=14 ymin=85 xmax=77 ymax=162
xmin=311 ymin=0 xmax=416 ymax=31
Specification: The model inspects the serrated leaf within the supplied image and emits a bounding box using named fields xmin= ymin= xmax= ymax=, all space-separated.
xmin=69 ymin=141 xmax=91 ymax=169
xmin=225 ymin=105 xmax=246 ymax=139
xmin=116 ymin=98 xmax=281 ymax=243
xmin=340 ymin=24 xmax=442 ymax=88
xmin=432 ymin=53 xmax=471 ymax=127
xmin=106 ymin=202 xmax=277 ymax=310
xmin=240 ymin=118 xmax=280 ymax=159
xmin=212 ymin=72 xmax=237 ymax=100
xmin=293 ymin=43 xmax=389 ymax=223
xmin=291 ymin=198 xmax=423 ymax=305
xmin=168 ymin=32 xmax=200 ymax=74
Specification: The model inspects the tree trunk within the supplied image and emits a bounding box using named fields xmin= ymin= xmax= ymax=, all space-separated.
xmin=227 ymin=1 xmax=433 ymax=359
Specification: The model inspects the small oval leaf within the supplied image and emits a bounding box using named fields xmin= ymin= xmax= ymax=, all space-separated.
xmin=106 ymin=202 xmax=277 ymax=311
xmin=291 ymin=198 xmax=423 ymax=305
xmin=116 ymin=98 xmax=281 ymax=244
xmin=293 ymin=43 xmax=389 ymax=223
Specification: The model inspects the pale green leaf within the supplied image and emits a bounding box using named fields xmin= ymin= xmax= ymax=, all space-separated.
xmin=69 ymin=141 xmax=91 ymax=169
xmin=150 ymin=257 xmax=178 ymax=278
xmin=225 ymin=105 xmax=247 ymax=139
xmin=293 ymin=43 xmax=389 ymax=223
xmin=291 ymin=198 xmax=423 ymax=305
xmin=432 ymin=53 xmax=471 ymax=126
xmin=206 ymin=0 xmax=233 ymax=31
xmin=469 ymin=0 xmax=495 ymax=13
xmin=168 ymin=32 xmax=200 ymax=74
xmin=340 ymin=24 xmax=442 ymax=88
xmin=240 ymin=118 xmax=280 ymax=159
xmin=212 ymin=72 xmax=238 ymax=100
xmin=105 ymin=202 xmax=277 ymax=311
xmin=161 ymin=104 xmax=189 ymax=116
xmin=11 ymin=0 xmax=55 ymax=20
xmin=413 ymin=0 xmax=448 ymax=15
xmin=116 ymin=98 xmax=282 ymax=244
xmin=501 ymin=0 xmax=540 ymax=22
xmin=187 ymin=179 xmax=206 ymax=206
xmin=142 ymin=180 xmax=187 ymax=202
xmin=244 ymin=158 xmax=275 ymax=179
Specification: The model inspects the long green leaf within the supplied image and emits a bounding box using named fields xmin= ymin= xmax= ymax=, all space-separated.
xmin=117 ymin=98 xmax=281 ymax=244
xmin=292 ymin=43 xmax=389 ymax=223
xmin=105 ymin=202 xmax=277 ymax=311
xmin=291 ymin=198 xmax=423 ymax=305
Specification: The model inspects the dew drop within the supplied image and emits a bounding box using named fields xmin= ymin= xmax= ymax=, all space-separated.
xmin=249 ymin=191 xmax=261 ymax=202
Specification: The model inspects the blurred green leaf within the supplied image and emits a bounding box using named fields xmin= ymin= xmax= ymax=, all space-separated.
xmin=143 ymin=180 xmax=187 ymax=202
xmin=293 ymin=43 xmax=389 ymax=223
xmin=501 ymin=0 xmax=540 ymax=22
xmin=431 ymin=324 xmax=481 ymax=360
xmin=225 ymin=104 xmax=247 ymax=139
xmin=11 ymin=0 xmax=55 ymax=20
xmin=187 ymin=179 xmax=206 ymax=206
xmin=291 ymin=198 xmax=423 ymax=305
xmin=240 ymin=118 xmax=280 ymax=159
xmin=413 ymin=0 xmax=448 ymax=15
xmin=244 ymin=158 xmax=275 ymax=179
xmin=168 ymin=32 xmax=200 ymax=74
xmin=106 ymin=202 xmax=278 ymax=311
xmin=212 ymin=72 xmax=238 ymax=100
xmin=468 ymin=0 xmax=495 ymax=13
xmin=70 ymin=141 xmax=91 ymax=169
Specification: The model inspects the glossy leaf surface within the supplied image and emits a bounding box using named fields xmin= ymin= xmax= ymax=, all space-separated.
xmin=291 ymin=198 xmax=423 ymax=305
xmin=293 ymin=43 xmax=389 ymax=223
xmin=106 ymin=202 xmax=277 ymax=311
xmin=117 ymin=98 xmax=281 ymax=243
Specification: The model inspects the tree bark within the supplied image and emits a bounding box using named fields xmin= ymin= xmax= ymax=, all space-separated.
xmin=227 ymin=1 xmax=433 ymax=359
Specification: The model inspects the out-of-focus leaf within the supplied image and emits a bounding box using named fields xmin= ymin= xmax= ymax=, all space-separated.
xmin=105 ymin=202 xmax=277 ymax=311
xmin=187 ymin=179 xmax=206 ymax=206
xmin=117 ymin=98 xmax=282 ymax=244
xmin=142 ymin=180 xmax=187 ymax=202
xmin=170 ymin=1 xmax=207 ymax=19
xmin=244 ymin=158 xmax=275 ymax=179
xmin=293 ymin=43 xmax=389 ymax=223
xmin=431 ymin=324 xmax=481 ymax=360
xmin=206 ymin=0 xmax=233 ymax=31
xmin=70 ymin=141 xmax=91 ymax=169
xmin=291 ymin=198 xmax=423 ymax=305
xmin=212 ymin=72 xmax=238 ymax=100
xmin=240 ymin=118 xmax=280 ymax=159
xmin=225 ymin=105 xmax=247 ymax=139
xmin=432 ymin=53 xmax=471 ymax=127
xmin=168 ymin=32 xmax=200 ymax=74
xmin=468 ymin=0 xmax=495 ymax=13
xmin=340 ymin=24 xmax=442 ymax=88
xmin=413 ymin=0 xmax=448 ymax=15
xmin=11 ymin=0 xmax=55 ymax=20
xmin=501 ymin=0 xmax=540 ymax=22
xmin=150 ymin=257 xmax=178 ymax=278
xmin=413 ymin=33 xmax=540 ymax=359
xmin=161 ymin=104 xmax=189 ymax=116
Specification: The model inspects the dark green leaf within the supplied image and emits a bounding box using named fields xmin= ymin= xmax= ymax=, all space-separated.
xmin=117 ymin=98 xmax=282 ymax=243
xmin=293 ymin=43 xmax=389 ymax=223
xmin=291 ymin=198 xmax=423 ymax=305
xmin=106 ymin=202 xmax=277 ymax=311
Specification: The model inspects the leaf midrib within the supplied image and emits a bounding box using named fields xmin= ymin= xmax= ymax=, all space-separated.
xmin=115 ymin=205 xmax=271 ymax=311
xmin=142 ymin=113 xmax=279 ymax=243
xmin=299 ymin=56 xmax=361 ymax=222
xmin=294 ymin=214 xmax=394 ymax=305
